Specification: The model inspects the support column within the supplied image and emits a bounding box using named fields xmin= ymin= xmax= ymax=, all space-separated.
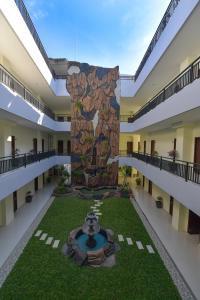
xmin=176 ymin=127 xmax=193 ymax=161
xmin=172 ymin=199 xmax=189 ymax=231
xmin=1 ymin=195 xmax=14 ymax=226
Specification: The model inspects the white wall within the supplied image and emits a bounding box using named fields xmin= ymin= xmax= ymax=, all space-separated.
xmin=120 ymin=78 xmax=200 ymax=133
xmin=131 ymin=0 xmax=199 ymax=97
xmin=0 ymin=83 xmax=70 ymax=132
xmin=119 ymin=156 xmax=200 ymax=216
xmin=0 ymin=155 xmax=70 ymax=201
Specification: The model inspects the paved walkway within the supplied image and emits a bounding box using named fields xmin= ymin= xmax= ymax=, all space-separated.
xmin=0 ymin=182 xmax=56 ymax=270
xmin=132 ymin=187 xmax=200 ymax=300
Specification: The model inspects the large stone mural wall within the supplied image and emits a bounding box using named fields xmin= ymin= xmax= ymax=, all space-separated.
xmin=66 ymin=61 xmax=120 ymax=187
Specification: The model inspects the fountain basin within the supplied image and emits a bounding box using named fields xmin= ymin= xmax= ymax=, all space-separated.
xmin=62 ymin=213 xmax=118 ymax=267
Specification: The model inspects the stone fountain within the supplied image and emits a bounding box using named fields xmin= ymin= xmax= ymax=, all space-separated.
xmin=62 ymin=212 xmax=118 ymax=267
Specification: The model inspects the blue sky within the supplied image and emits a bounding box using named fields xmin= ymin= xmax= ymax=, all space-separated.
xmin=24 ymin=0 xmax=170 ymax=74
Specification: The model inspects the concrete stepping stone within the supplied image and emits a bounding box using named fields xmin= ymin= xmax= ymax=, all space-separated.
xmin=95 ymin=212 xmax=102 ymax=216
xmin=118 ymin=234 xmax=124 ymax=242
xmin=146 ymin=245 xmax=155 ymax=254
xmin=35 ymin=230 xmax=42 ymax=237
xmin=93 ymin=209 xmax=100 ymax=212
xmin=126 ymin=238 xmax=133 ymax=245
xmin=40 ymin=233 xmax=48 ymax=241
xmin=46 ymin=237 xmax=53 ymax=245
xmin=52 ymin=240 xmax=60 ymax=248
xmin=136 ymin=241 xmax=144 ymax=250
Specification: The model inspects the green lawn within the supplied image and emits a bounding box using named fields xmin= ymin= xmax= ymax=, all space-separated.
xmin=0 ymin=197 xmax=181 ymax=300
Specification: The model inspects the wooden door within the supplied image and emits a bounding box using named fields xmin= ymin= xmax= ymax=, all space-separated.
xmin=57 ymin=140 xmax=64 ymax=154
xmin=138 ymin=141 xmax=141 ymax=153
xmin=127 ymin=142 xmax=133 ymax=155
xmin=142 ymin=176 xmax=145 ymax=187
xmin=34 ymin=177 xmax=38 ymax=192
xmin=11 ymin=136 xmax=15 ymax=157
xmin=143 ymin=141 xmax=146 ymax=154
xmin=150 ymin=140 xmax=155 ymax=156
xmin=13 ymin=191 xmax=17 ymax=213
xmin=188 ymin=210 xmax=200 ymax=234
xmin=67 ymin=140 xmax=71 ymax=154
xmin=169 ymin=196 xmax=174 ymax=216
xmin=33 ymin=138 xmax=37 ymax=154
xmin=148 ymin=180 xmax=152 ymax=195
xmin=194 ymin=137 xmax=200 ymax=164
xmin=42 ymin=139 xmax=45 ymax=152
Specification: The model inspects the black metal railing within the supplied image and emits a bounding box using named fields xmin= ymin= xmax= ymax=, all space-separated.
xmin=0 ymin=64 xmax=56 ymax=120
xmin=129 ymin=55 xmax=200 ymax=123
xmin=131 ymin=152 xmax=200 ymax=184
xmin=14 ymin=0 xmax=55 ymax=77
xmin=120 ymin=115 xmax=133 ymax=122
xmin=135 ymin=0 xmax=181 ymax=80
xmin=0 ymin=150 xmax=55 ymax=175
xmin=55 ymin=115 xmax=71 ymax=122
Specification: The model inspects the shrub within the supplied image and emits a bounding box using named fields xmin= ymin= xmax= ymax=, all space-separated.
xmin=135 ymin=177 xmax=141 ymax=186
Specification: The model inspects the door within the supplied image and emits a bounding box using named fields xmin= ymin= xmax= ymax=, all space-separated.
xmin=11 ymin=136 xmax=15 ymax=157
xmin=169 ymin=196 xmax=174 ymax=216
xmin=138 ymin=141 xmax=141 ymax=153
xmin=34 ymin=177 xmax=38 ymax=192
xmin=188 ymin=210 xmax=200 ymax=234
xmin=43 ymin=173 xmax=45 ymax=185
xmin=148 ymin=180 xmax=152 ymax=195
xmin=57 ymin=140 xmax=64 ymax=154
xmin=150 ymin=140 xmax=155 ymax=156
xmin=33 ymin=138 xmax=37 ymax=154
xmin=142 ymin=176 xmax=145 ymax=187
xmin=143 ymin=141 xmax=146 ymax=155
xmin=67 ymin=140 xmax=71 ymax=154
xmin=194 ymin=137 xmax=200 ymax=164
xmin=42 ymin=139 xmax=45 ymax=152
xmin=13 ymin=191 xmax=17 ymax=213
xmin=127 ymin=141 xmax=133 ymax=155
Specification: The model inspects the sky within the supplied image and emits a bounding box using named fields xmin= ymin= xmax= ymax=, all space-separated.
xmin=23 ymin=0 xmax=170 ymax=74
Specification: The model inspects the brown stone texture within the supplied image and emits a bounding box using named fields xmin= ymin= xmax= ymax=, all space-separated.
xmin=66 ymin=62 xmax=120 ymax=186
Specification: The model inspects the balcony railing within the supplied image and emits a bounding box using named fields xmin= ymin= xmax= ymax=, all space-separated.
xmin=14 ymin=0 xmax=55 ymax=77
xmin=0 ymin=150 xmax=56 ymax=175
xmin=0 ymin=64 xmax=56 ymax=120
xmin=55 ymin=115 xmax=71 ymax=122
xmin=120 ymin=115 xmax=133 ymax=122
xmin=130 ymin=151 xmax=200 ymax=185
xmin=135 ymin=0 xmax=181 ymax=81
xmin=129 ymin=55 xmax=200 ymax=123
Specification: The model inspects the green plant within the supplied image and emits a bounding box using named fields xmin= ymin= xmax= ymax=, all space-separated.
xmin=46 ymin=176 xmax=51 ymax=183
xmin=157 ymin=196 xmax=163 ymax=201
xmin=119 ymin=165 xmax=131 ymax=187
xmin=84 ymin=136 xmax=94 ymax=143
xmin=75 ymin=100 xmax=83 ymax=111
xmin=63 ymin=170 xmax=70 ymax=179
xmin=135 ymin=177 xmax=141 ymax=186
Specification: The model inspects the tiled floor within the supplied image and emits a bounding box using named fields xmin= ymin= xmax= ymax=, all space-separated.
xmin=0 ymin=182 xmax=56 ymax=269
xmin=132 ymin=187 xmax=200 ymax=300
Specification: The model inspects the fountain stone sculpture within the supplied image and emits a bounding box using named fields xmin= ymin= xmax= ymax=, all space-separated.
xmin=62 ymin=212 xmax=118 ymax=267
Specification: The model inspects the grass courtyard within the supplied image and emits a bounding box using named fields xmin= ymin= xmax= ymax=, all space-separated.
xmin=0 ymin=196 xmax=181 ymax=300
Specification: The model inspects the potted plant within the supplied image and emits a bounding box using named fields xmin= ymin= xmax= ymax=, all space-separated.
xmin=135 ymin=177 xmax=141 ymax=186
xmin=46 ymin=176 xmax=51 ymax=183
xmin=25 ymin=191 xmax=33 ymax=203
xmin=156 ymin=196 xmax=163 ymax=208
xmin=168 ymin=150 xmax=178 ymax=159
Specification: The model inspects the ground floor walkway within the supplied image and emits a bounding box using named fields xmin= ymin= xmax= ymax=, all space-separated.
xmin=132 ymin=187 xmax=200 ymax=300
xmin=0 ymin=181 xmax=56 ymax=286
